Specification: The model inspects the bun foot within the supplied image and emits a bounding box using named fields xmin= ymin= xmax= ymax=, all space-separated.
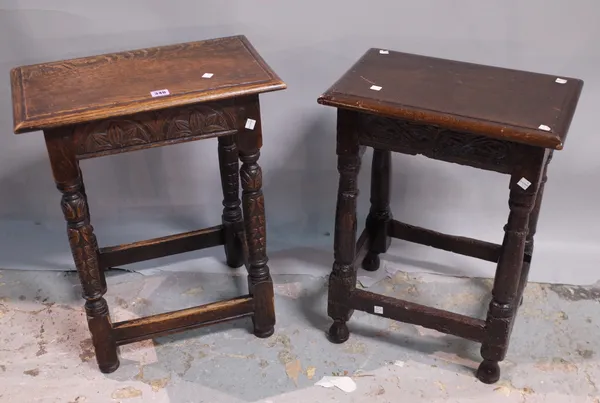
xmin=99 ymin=359 xmax=120 ymax=374
xmin=476 ymin=359 xmax=500 ymax=384
xmin=362 ymin=253 xmax=380 ymax=272
xmin=328 ymin=320 xmax=349 ymax=344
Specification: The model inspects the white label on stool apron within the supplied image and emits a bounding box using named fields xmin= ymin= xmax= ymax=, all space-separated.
xmin=517 ymin=177 xmax=531 ymax=190
xmin=202 ymin=73 xmax=214 ymax=78
xmin=374 ymin=306 xmax=383 ymax=314
xmin=370 ymin=85 xmax=382 ymax=91
xmin=150 ymin=89 xmax=170 ymax=97
xmin=555 ymin=78 xmax=567 ymax=84
xmin=538 ymin=124 xmax=551 ymax=131
xmin=245 ymin=118 xmax=257 ymax=130
xmin=379 ymin=50 xmax=389 ymax=54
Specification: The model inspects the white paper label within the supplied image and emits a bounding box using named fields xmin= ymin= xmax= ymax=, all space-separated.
xmin=517 ymin=177 xmax=531 ymax=190
xmin=374 ymin=306 xmax=383 ymax=314
xmin=202 ymin=73 xmax=214 ymax=78
xmin=245 ymin=118 xmax=257 ymax=130
xmin=379 ymin=50 xmax=389 ymax=54
xmin=315 ymin=376 xmax=357 ymax=393
xmin=150 ymin=89 xmax=170 ymax=97
xmin=538 ymin=124 xmax=551 ymax=131
xmin=555 ymin=78 xmax=567 ymax=84
xmin=370 ymin=85 xmax=382 ymax=91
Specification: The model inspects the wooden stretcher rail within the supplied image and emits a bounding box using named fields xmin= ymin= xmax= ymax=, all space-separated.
xmin=113 ymin=295 xmax=254 ymax=345
xmin=99 ymin=225 xmax=225 ymax=269
xmin=349 ymin=289 xmax=486 ymax=342
xmin=389 ymin=220 xmax=532 ymax=264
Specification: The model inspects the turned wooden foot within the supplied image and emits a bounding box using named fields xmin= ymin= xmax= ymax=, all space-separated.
xmin=362 ymin=252 xmax=380 ymax=272
xmin=98 ymin=354 xmax=120 ymax=374
xmin=224 ymin=233 xmax=245 ymax=269
xmin=250 ymin=279 xmax=275 ymax=339
xmin=253 ymin=321 xmax=275 ymax=338
xmin=476 ymin=359 xmax=500 ymax=384
xmin=328 ymin=320 xmax=350 ymax=344
xmin=86 ymin=298 xmax=119 ymax=373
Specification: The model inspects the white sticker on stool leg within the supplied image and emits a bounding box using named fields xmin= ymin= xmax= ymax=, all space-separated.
xmin=245 ymin=118 xmax=257 ymax=130
xmin=517 ymin=177 xmax=532 ymax=190
xmin=202 ymin=73 xmax=214 ymax=78
xmin=538 ymin=124 xmax=551 ymax=131
xmin=374 ymin=306 xmax=383 ymax=314
xmin=379 ymin=49 xmax=389 ymax=54
xmin=555 ymin=78 xmax=568 ymax=84
xmin=370 ymin=85 xmax=382 ymax=91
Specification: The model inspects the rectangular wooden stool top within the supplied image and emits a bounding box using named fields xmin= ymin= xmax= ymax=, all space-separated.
xmin=319 ymin=48 xmax=583 ymax=149
xmin=11 ymin=35 xmax=285 ymax=134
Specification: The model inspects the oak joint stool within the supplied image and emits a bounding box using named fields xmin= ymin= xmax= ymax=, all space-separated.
xmin=11 ymin=35 xmax=286 ymax=373
xmin=318 ymin=48 xmax=583 ymax=383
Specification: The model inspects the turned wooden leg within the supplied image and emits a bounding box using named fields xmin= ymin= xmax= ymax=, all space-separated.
xmin=45 ymin=130 xmax=119 ymax=373
xmin=363 ymin=149 xmax=392 ymax=272
xmin=237 ymin=106 xmax=275 ymax=339
xmin=517 ymin=150 xmax=553 ymax=307
xmin=477 ymin=149 xmax=547 ymax=384
xmin=78 ymin=166 xmax=91 ymax=224
xmin=328 ymin=110 xmax=363 ymax=343
xmin=218 ymin=134 xmax=245 ymax=268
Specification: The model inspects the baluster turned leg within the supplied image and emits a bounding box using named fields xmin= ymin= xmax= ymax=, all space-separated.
xmin=477 ymin=149 xmax=547 ymax=384
xmin=218 ymin=134 xmax=245 ymax=268
xmin=517 ymin=150 xmax=553 ymax=307
xmin=363 ymin=149 xmax=392 ymax=271
xmin=238 ymin=107 xmax=275 ymax=338
xmin=78 ymin=166 xmax=91 ymax=224
xmin=44 ymin=130 xmax=119 ymax=373
xmin=328 ymin=110 xmax=363 ymax=343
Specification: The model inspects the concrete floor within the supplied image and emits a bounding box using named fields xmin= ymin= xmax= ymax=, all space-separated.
xmin=1 ymin=263 xmax=599 ymax=402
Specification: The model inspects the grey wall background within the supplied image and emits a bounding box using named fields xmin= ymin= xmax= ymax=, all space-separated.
xmin=0 ymin=0 xmax=598 ymax=284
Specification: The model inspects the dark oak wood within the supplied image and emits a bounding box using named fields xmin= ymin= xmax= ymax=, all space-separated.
xmin=517 ymin=150 xmax=554 ymax=306
xmin=353 ymin=229 xmax=370 ymax=270
xmin=320 ymin=48 xmax=583 ymax=384
xmin=12 ymin=36 xmax=285 ymax=373
xmin=98 ymin=226 xmax=225 ymax=269
xmin=44 ymin=128 xmax=119 ymax=373
xmin=319 ymin=49 xmax=583 ymax=150
xmin=327 ymin=109 xmax=363 ymax=344
xmin=237 ymin=101 xmax=276 ymax=338
xmin=73 ymin=99 xmax=241 ymax=159
xmin=391 ymin=220 xmax=499 ymax=263
xmin=357 ymin=114 xmax=536 ymax=175
xmin=11 ymin=35 xmax=285 ymax=133
xmin=363 ymin=149 xmax=392 ymax=271
xmin=389 ymin=220 xmax=532 ymax=264
xmin=218 ymin=134 xmax=245 ymax=269
xmin=478 ymin=149 xmax=547 ymax=380
xmin=350 ymin=289 xmax=486 ymax=342
xmin=113 ymin=296 xmax=254 ymax=345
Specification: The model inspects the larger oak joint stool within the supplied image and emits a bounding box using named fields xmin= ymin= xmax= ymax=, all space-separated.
xmin=10 ymin=35 xmax=286 ymax=373
xmin=318 ymin=48 xmax=583 ymax=383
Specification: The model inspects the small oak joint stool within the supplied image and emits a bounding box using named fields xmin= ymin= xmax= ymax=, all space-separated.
xmin=11 ymin=35 xmax=285 ymax=373
xmin=318 ymin=49 xmax=583 ymax=383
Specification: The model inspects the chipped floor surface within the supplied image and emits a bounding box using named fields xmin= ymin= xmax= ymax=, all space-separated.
xmin=0 ymin=267 xmax=599 ymax=402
